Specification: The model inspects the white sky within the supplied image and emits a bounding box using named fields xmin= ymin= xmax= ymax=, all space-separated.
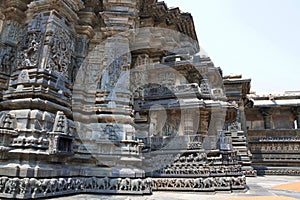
xmin=164 ymin=0 xmax=300 ymax=94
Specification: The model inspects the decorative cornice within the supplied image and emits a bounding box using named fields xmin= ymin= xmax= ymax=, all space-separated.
xmin=75 ymin=25 xmax=95 ymax=38
xmin=1 ymin=0 xmax=28 ymax=24
xmin=139 ymin=0 xmax=198 ymax=45
xmin=26 ymin=0 xmax=84 ymax=23
xmin=292 ymin=107 xmax=300 ymax=116
xmin=260 ymin=107 xmax=273 ymax=116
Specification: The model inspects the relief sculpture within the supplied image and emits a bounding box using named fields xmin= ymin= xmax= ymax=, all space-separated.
xmin=46 ymin=29 xmax=74 ymax=78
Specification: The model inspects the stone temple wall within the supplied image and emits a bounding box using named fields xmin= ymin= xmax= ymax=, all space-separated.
xmin=245 ymin=92 xmax=300 ymax=175
xmin=4 ymin=0 xmax=298 ymax=198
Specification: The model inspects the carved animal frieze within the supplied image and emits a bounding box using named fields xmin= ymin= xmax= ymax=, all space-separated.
xmin=0 ymin=176 xmax=152 ymax=199
xmin=152 ymin=176 xmax=246 ymax=191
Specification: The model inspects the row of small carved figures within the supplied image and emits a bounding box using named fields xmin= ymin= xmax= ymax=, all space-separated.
xmin=0 ymin=176 xmax=152 ymax=196
xmin=173 ymin=153 xmax=208 ymax=163
xmin=243 ymin=170 xmax=257 ymax=177
xmin=152 ymin=176 xmax=246 ymax=189
xmin=159 ymin=165 xmax=242 ymax=175
xmin=173 ymin=153 xmax=234 ymax=165
xmin=187 ymin=142 xmax=202 ymax=150
xmin=261 ymin=170 xmax=300 ymax=175
xmin=11 ymin=136 xmax=49 ymax=148
xmin=256 ymin=137 xmax=300 ymax=142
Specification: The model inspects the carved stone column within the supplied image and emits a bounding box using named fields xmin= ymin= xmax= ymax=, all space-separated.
xmin=93 ymin=0 xmax=143 ymax=167
xmin=206 ymin=107 xmax=226 ymax=150
xmin=260 ymin=108 xmax=273 ymax=129
xmin=0 ymin=4 xmax=4 ymax=33
xmin=74 ymin=1 xmax=97 ymax=82
xmin=199 ymin=109 xmax=209 ymax=135
xmin=183 ymin=109 xmax=194 ymax=135
xmin=292 ymin=107 xmax=300 ymax=129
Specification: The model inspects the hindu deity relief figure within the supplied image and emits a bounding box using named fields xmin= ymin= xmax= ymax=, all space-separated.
xmin=0 ymin=48 xmax=15 ymax=74
xmin=46 ymin=29 xmax=74 ymax=78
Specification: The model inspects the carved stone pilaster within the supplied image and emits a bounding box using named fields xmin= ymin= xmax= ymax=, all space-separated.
xmin=0 ymin=5 xmax=4 ymax=34
xmin=204 ymin=108 xmax=226 ymax=150
xmin=292 ymin=107 xmax=300 ymax=129
xmin=183 ymin=109 xmax=196 ymax=135
xmin=260 ymin=108 xmax=273 ymax=129
xmin=73 ymin=3 xmax=97 ymax=83
xmin=209 ymin=108 xmax=226 ymax=135
xmin=200 ymin=109 xmax=209 ymax=135
xmin=0 ymin=0 xmax=27 ymax=97
xmin=89 ymin=0 xmax=144 ymax=165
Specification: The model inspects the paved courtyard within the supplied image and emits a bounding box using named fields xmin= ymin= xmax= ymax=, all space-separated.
xmin=56 ymin=176 xmax=300 ymax=200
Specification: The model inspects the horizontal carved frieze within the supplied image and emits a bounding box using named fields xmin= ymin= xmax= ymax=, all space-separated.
xmin=0 ymin=176 xmax=152 ymax=199
xmin=152 ymin=176 xmax=246 ymax=191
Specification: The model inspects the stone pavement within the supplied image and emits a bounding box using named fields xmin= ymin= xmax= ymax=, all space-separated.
xmin=56 ymin=176 xmax=300 ymax=200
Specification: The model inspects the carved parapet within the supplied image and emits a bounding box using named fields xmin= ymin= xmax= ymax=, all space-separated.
xmin=0 ymin=176 xmax=152 ymax=199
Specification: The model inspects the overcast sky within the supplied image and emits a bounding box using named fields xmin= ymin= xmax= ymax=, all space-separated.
xmin=164 ymin=0 xmax=300 ymax=94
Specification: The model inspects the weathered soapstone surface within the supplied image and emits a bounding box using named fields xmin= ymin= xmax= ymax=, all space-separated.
xmin=54 ymin=175 xmax=300 ymax=200
xmin=245 ymin=91 xmax=300 ymax=175
xmin=0 ymin=0 xmax=251 ymax=199
xmin=223 ymin=75 xmax=256 ymax=176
